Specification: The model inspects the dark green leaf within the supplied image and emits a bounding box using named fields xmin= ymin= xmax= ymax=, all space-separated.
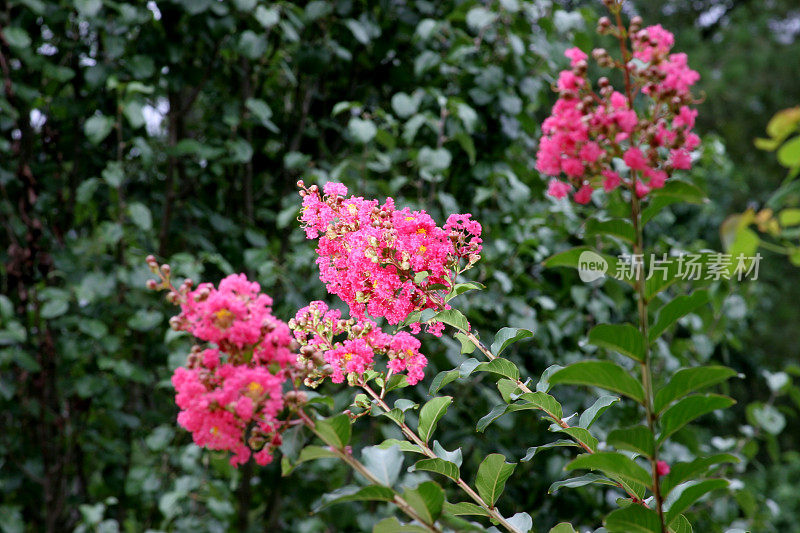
xmin=588 ymin=323 xmax=645 ymax=362
xmin=490 ymin=327 xmax=534 ymax=356
xmin=605 ymin=505 xmax=661 ymax=533
xmin=548 ymin=473 xmax=617 ymax=493
xmin=317 ymin=485 xmax=396 ymax=510
xmin=315 ymin=414 xmax=352 ymax=449
xmin=566 ymin=452 xmax=652 ymax=488
xmin=659 ymin=394 xmax=735 ymax=443
xmin=417 ymin=396 xmax=452 ymax=443
xmin=665 ymin=479 xmax=728 ymax=525
xmin=402 ymin=481 xmax=444 ymax=524
xmin=412 ymin=458 xmax=460 ymax=482
xmin=521 ymin=440 xmax=579 ymax=462
xmin=442 ymin=501 xmax=489 ymax=517
xmin=654 ymin=366 xmax=738 ymax=414
xmin=471 ymin=358 xmax=520 ymax=380
xmin=661 ymin=454 xmax=739 ymax=496
xmin=362 ymin=445 xmax=403 ymax=486
xmin=649 ymin=291 xmax=710 ymax=342
xmin=475 ymin=454 xmax=516 ymax=506
xmin=607 ymin=426 xmax=655 ymax=458
xmin=585 ymin=219 xmax=635 ymax=243
xmin=550 ymin=361 xmax=645 ymax=404
xmin=578 ymin=395 xmax=620 ymax=428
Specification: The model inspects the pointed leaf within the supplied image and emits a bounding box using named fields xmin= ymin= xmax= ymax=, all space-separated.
xmin=475 ymin=454 xmax=516 ymax=506
xmin=373 ymin=517 xmax=430 ymax=533
xmin=429 ymin=369 xmax=460 ymax=395
xmin=442 ymin=501 xmax=490 ymax=517
xmin=588 ymin=323 xmax=646 ymax=362
xmin=433 ymin=309 xmax=470 ymax=332
xmin=506 ymin=512 xmax=533 ymax=533
xmin=490 ymin=327 xmax=534 ymax=356
xmin=649 ymin=290 xmax=710 ymax=342
xmin=412 ymin=458 xmax=460 ymax=482
xmin=497 ymin=378 xmax=523 ymax=403
xmin=417 ymin=396 xmax=452 ymax=443
xmin=521 ymin=440 xmax=579 ymax=462
xmin=654 ymin=366 xmax=738 ymax=414
xmin=579 ymin=395 xmax=620 ymax=428
xmin=665 ymin=479 xmax=728 ymax=525
xmin=548 ymin=473 xmax=617 ymax=493
xmin=659 ymin=394 xmax=735 ymax=443
xmin=317 ymin=485 xmax=396 ymax=510
xmin=566 ymin=452 xmax=652 ymax=488
xmin=549 ymin=524 xmax=578 ymax=533
xmin=476 ymin=404 xmax=507 ymax=432
xmin=432 ymin=441 xmax=463 ymax=467
xmin=550 ymin=426 xmax=599 ymax=452
xmin=549 ymin=361 xmax=645 ymax=404
xmin=377 ymin=439 xmax=425 ymax=455
xmin=515 ymin=391 xmax=563 ymax=419
xmin=471 ymin=358 xmax=520 ymax=380
xmin=607 ymin=426 xmax=655 ymax=458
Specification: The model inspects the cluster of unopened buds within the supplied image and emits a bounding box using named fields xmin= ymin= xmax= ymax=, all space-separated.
xmin=146 ymin=256 xmax=303 ymax=466
xmin=297 ymin=181 xmax=482 ymax=332
xmin=289 ymin=301 xmax=428 ymax=388
xmin=536 ymin=4 xmax=701 ymax=203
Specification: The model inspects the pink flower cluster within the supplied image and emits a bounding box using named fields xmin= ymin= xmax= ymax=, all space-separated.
xmin=172 ymin=273 xmax=295 ymax=367
xmin=172 ymin=358 xmax=284 ymax=466
xmin=290 ymin=301 xmax=428 ymax=386
xmin=298 ymin=182 xmax=482 ymax=326
xmin=536 ymin=19 xmax=700 ymax=203
xmin=167 ymin=274 xmax=298 ymax=466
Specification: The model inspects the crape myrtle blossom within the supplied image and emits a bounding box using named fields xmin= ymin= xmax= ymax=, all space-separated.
xmin=297 ymin=181 xmax=482 ymax=331
xmin=147 ymin=260 xmax=302 ymax=467
xmin=290 ymin=301 xmax=428 ymax=387
xmin=536 ymin=17 xmax=700 ymax=204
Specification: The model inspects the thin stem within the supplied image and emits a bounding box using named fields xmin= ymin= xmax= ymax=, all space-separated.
xmin=460 ymin=329 xmax=649 ymax=507
xmin=359 ymin=384 xmax=524 ymax=533
xmin=631 ymin=191 xmax=667 ymax=532
xmin=297 ymin=410 xmax=441 ymax=533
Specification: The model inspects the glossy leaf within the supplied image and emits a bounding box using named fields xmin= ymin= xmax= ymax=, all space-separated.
xmin=362 ymin=445 xmax=404 ymax=486
xmin=412 ymin=458 xmax=460 ymax=482
xmin=315 ymin=414 xmax=352 ymax=449
xmin=490 ymin=327 xmax=534 ymax=356
xmin=471 ymin=358 xmax=520 ymax=380
xmin=417 ymin=396 xmax=452 ymax=443
xmin=587 ymin=323 xmax=645 ymax=362
xmin=661 ymin=454 xmax=739 ymax=496
xmin=607 ymin=426 xmax=655 ymax=458
xmin=654 ymin=366 xmax=738 ymax=414
xmin=659 ymin=394 xmax=736 ymax=443
xmin=442 ymin=501 xmax=490 ymax=517
xmin=665 ymin=479 xmax=729 ymax=525
xmin=578 ymin=395 xmax=620 ymax=428
xmin=649 ymin=290 xmax=710 ymax=342
xmin=549 ymin=361 xmax=646 ymax=404
xmin=548 ymin=473 xmax=617 ymax=493
xmin=566 ymin=452 xmax=652 ymax=488
xmin=402 ymin=481 xmax=445 ymax=524
xmin=521 ymin=440 xmax=579 ymax=462
xmin=605 ymin=505 xmax=662 ymax=533
xmin=585 ymin=218 xmax=635 ymax=243
xmin=475 ymin=454 xmax=516 ymax=506
xmin=317 ymin=485 xmax=396 ymax=509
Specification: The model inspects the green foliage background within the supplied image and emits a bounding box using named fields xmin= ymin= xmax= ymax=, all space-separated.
xmin=1 ymin=0 xmax=799 ymax=531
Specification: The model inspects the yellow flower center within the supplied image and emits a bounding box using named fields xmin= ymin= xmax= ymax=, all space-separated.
xmin=247 ymin=382 xmax=264 ymax=395
xmin=343 ymin=353 xmax=353 ymax=362
xmin=419 ymin=245 xmax=427 ymax=253
xmin=405 ymin=216 xmax=414 ymax=221
xmin=417 ymin=228 xmax=426 ymax=234
xmin=213 ymin=308 xmax=235 ymax=329
xmin=210 ymin=426 xmax=219 ymax=435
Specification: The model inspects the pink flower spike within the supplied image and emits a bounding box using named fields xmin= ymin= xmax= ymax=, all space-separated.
xmin=623 ymin=147 xmax=649 ymax=171
xmin=656 ymin=460 xmax=670 ymax=476
xmin=602 ymin=170 xmax=622 ymax=192
xmin=635 ymin=180 xmax=651 ymax=198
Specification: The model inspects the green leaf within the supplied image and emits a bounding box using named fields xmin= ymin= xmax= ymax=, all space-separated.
xmin=507 ymin=512 xmax=533 ymax=533
xmin=317 ymin=485 xmax=396 ymax=509
xmin=543 ymin=247 xmax=625 ymax=283
xmin=777 ymin=136 xmax=800 ymax=168
xmin=661 ymin=454 xmax=738 ymax=496
xmin=453 ymin=332 xmax=476 ymax=354
xmin=412 ymin=458 xmax=460 ymax=482
xmin=417 ymin=147 xmax=451 ymax=172
xmin=127 ymin=202 xmax=152 ymax=231
xmin=605 ymin=505 xmax=661 ymax=533
xmin=362 ymin=445 xmax=403 ymax=486
xmin=648 ymin=180 xmax=707 ymax=204
xmin=315 ymin=414 xmax=352 ymax=449
xmin=446 ymin=281 xmax=485 ymax=301
xmin=779 ymin=208 xmax=800 ymax=227
xmin=490 ymin=327 xmax=534 ymax=356
xmin=84 ymin=115 xmax=114 ymax=145
xmin=348 ymin=118 xmax=377 ymax=143
xmin=475 ymin=454 xmax=516 ymax=507
xmin=433 ymin=309 xmax=470 ymax=332
xmin=442 ymin=501 xmax=490 ymax=517
xmin=549 ymin=361 xmax=645 ymax=404
xmin=497 ymin=378 xmax=523 ymax=403
xmin=649 ymin=290 xmax=710 ymax=342
xmin=476 ymin=404 xmax=507 ymax=433
xmin=521 ymin=440 xmax=579 ymax=462
xmin=432 ymin=441 xmax=462 ymax=467
xmin=665 ymin=479 xmax=728 ymax=525
xmin=585 ymin=219 xmax=635 ymax=243
xmin=391 ymin=92 xmax=419 ymax=118
xmin=747 ymin=402 xmax=786 ymax=435
xmin=402 ymin=481 xmax=444 ymax=523
xmin=659 ymin=394 xmax=735 ymax=443
xmin=429 ymin=369 xmax=460 ymax=395
xmin=548 ymin=473 xmax=617 ymax=493
xmin=417 ymin=396 xmax=452 ymax=443
xmin=382 ymin=408 xmax=406 ymax=425
xmin=471 ymin=358 xmax=520 ymax=380
xmin=513 ymin=391 xmax=563 ymax=419
xmin=377 ymin=439 xmax=424 ymax=455
xmin=254 ymin=5 xmax=279 ymax=28
xmin=653 ymin=367 xmax=738 ymax=414
xmin=75 ymin=0 xmax=103 ymax=17
xmin=588 ymin=323 xmax=645 ymax=362
xmin=549 ymin=426 xmax=599 ymax=452
xmin=607 ymin=426 xmax=655 ymax=458
xmin=578 ymin=395 xmax=620 ymax=428
xmin=566 ymin=452 xmax=652 ymax=488
xmin=295 ymin=445 xmax=338 ymax=467
xmin=549 ymin=523 xmax=578 ymax=533
xmin=670 ymin=514 xmax=693 ymax=533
